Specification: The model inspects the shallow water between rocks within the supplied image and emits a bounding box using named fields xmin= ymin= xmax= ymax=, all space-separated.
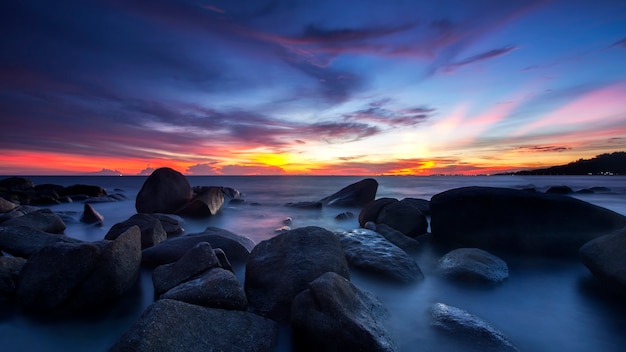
xmin=1 ymin=175 xmax=625 ymax=351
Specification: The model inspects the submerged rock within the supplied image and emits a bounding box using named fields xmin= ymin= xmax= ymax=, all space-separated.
xmin=110 ymin=299 xmax=277 ymax=352
xmin=245 ymin=226 xmax=350 ymax=321
xmin=431 ymin=302 xmax=519 ymax=352
xmin=336 ymin=228 xmax=423 ymax=283
xmin=436 ymin=248 xmax=508 ymax=283
xmin=319 ymin=178 xmax=378 ymax=207
xmin=579 ymin=226 xmax=626 ymax=292
xmin=291 ymin=272 xmax=397 ymax=352
xmin=285 ymin=201 xmax=322 ymax=209
xmin=430 ymin=186 xmax=626 ymax=256
xmin=135 ymin=167 xmax=193 ymax=214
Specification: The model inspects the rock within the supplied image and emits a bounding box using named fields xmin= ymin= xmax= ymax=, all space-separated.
xmin=376 ymin=199 xmax=428 ymax=237
xmin=110 ymin=299 xmax=277 ymax=352
xmin=105 ymin=213 xmax=167 ymax=249
xmin=274 ymin=225 xmax=291 ymax=234
xmin=0 ymin=256 xmax=27 ymax=296
xmin=590 ymin=186 xmax=611 ymax=192
xmin=400 ymin=197 xmax=431 ymax=216
xmin=2 ymin=208 xmax=66 ymax=234
xmin=221 ymin=186 xmax=241 ymax=200
xmin=431 ymin=302 xmax=519 ymax=352
xmin=80 ymin=203 xmax=104 ymax=225
xmin=285 ymin=201 xmax=322 ymax=209
xmin=335 ymin=228 xmax=423 ymax=283
xmin=0 ymin=205 xmax=41 ymax=224
xmin=245 ymin=226 xmax=350 ymax=321
xmin=546 ymin=185 xmax=574 ymax=194
xmin=69 ymin=226 xmax=142 ymax=310
xmin=142 ymin=227 xmax=255 ymax=267
xmin=176 ymin=186 xmax=224 ymax=217
xmin=319 ymin=178 xmax=378 ymax=207
xmin=0 ymin=177 xmax=35 ymax=191
xmin=0 ymin=226 xmax=81 ymax=258
xmin=61 ymin=184 xmax=107 ymax=198
xmin=152 ymin=242 xmax=221 ymax=296
xmin=149 ymin=213 xmax=185 ymax=236
xmin=16 ymin=242 xmax=101 ymax=311
xmin=436 ymin=248 xmax=509 ymax=283
xmin=161 ymin=268 xmax=247 ymax=310
xmin=359 ymin=198 xmax=428 ymax=237
xmin=430 ymin=186 xmax=626 ymax=256
xmin=214 ymin=248 xmax=233 ymax=271
xmin=282 ymin=217 xmax=293 ymax=225
xmin=335 ymin=211 xmax=355 ymax=220
xmin=291 ymin=272 xmax=396 ymax=352
xmin=135 ymin=167 xmax=193 ymax=214
xmin=579 ymin=226 xmax=626 ymax=291
xmin=0 ymin=197 xmax=16 ymax=213
xmin=359 ymin=198 xmax=397 ymax=226
xmin=374 ymin=223 xmax=421 ymax=253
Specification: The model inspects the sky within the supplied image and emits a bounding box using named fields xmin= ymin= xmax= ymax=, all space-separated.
xmin=1 ymin=0 xmax=625 ymax=176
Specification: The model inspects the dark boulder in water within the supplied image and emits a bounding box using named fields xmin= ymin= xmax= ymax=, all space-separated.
xmin=110 ymin=299 xmax=277 ymax=352
xmin=579 ymin=226 xmax=626 ymax=292
xmin=319 ymin=178 xmax=378 ymax=207
xmin=430 ymin=186 xmax=626 ymax=256
xmin=141 ymin=227 xmax=255 ymax=267
xmin=60 ymin=184 xmax=107 ymax=198
xmin=285 ymin=201 xmax=322 ymax=209
xmin=245 ymin=226 xmax=350 ymax=321
xmin=2 ymin=208 xmax=66 ymax=234
xmin=0 ymin=256 xmax=27 ymax=296
xmin=431 ymin=302 xmax=519 ymax=352
xmin=335 ymin=228 xmax=423 ymax=283
xmin=373 ymin=223 xmax=421 ymax=254
xmin=546 ymin=185 xmax=574 ymax=194
xmin=359 ymin=198 xmax=428 ymax=237
xmin=0 ymin=197 xmax=17 ymax=213
xmin=135 ymin=167 xmax=193 ymax=214
xmin=0 ymin=225 xmax=81 ymax=258
xmin=80 ymin=203 xmax=104 ymax=225
xmin=291 ymin=272 xmax=397 ymax=352
xmin=176 ymin=186 xmax=224 ymax=217
xmin=105 ymin=213 xmax=167 ymax=249
xmin=436 ymin=248 xmax=508 ymax=283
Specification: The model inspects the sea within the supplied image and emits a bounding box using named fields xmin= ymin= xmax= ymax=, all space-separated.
xmin=1 ymin=175 xmax=626 ymax=351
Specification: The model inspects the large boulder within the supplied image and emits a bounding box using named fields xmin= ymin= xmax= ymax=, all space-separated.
xmin=319 ymin=178 xmax=378 ymax=207
xmin=105 ymin=213 xmax=167 ymax=249
xmin=0 ymin=226 xmax=81 ymax=258
xmin=291 ymin=272 xmax=396 ymax=352
xmin=2 ymin=208 xmax=66 ymax=234
xmin=135 ymin=167 xmax=193 ymax=214
xmin=431 ymin=302 xmax=519 ymax=352
xmin=245 ymin=226 xmax=350 ymax=321
xmin=359 ymin=198 xmax=428 ymax=237
xmin=16 ymin=242 xmax=101 ymax=311
xmin=176 ymin=186 xmax=224 ymax=217
xmin=161 ymin=268 xmax=247 ymax=310
xmin=579 ymin=226 xmax=626 ymax=292
xmin=61 ymin=184 xmax=107 ymax=198
xmin=335 ymin=228 xmax=423 ymax=283
xmin=149 ymin=213 xmax=185 ymax=237
xmin=436 ymin=248 xmax=509 ymax=283
xmin=152 ymin=242 xmax=221 ymax=296
xmin=373 ymin=223 xmax=420 ymax=254
xmin=142 ymin=227 xmax=255 ymax=267
xmin=430 ymin=186 xmax=626 ymax=256
xmin=0 ymin=197 xmax=17 ymax=213
xmin=0 ymin=205 xmax=41 ymax=224
xmin=0 ymin=177 xmax=34 ymax=191
xmin=0 ymin=256 xmax=27 ymax=296
xmin=110 ymin=299 xmax=277 ymax=352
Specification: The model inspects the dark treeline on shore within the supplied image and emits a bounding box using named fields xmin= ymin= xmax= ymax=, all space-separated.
xmin=500 ymin=151 xmax=626 ymax=176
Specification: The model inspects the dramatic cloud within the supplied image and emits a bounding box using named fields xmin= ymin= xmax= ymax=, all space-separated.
xmin=517 ymin=145 xmax=572 ymax=153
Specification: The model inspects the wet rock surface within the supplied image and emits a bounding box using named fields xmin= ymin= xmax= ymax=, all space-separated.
xmin=436 ymin=248 xmax=509 ymax=283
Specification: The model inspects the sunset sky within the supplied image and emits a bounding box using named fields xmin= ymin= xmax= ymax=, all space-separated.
xmin=1 ymin=0 xmax=625 ymax=175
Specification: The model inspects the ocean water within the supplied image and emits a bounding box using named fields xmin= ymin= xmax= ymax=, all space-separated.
xmin=1 ymin=175 xmax=626 ymax=351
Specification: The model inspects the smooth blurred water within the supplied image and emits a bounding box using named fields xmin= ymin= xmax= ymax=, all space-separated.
xmin=1 ymin=175 xmax=626 ymax=351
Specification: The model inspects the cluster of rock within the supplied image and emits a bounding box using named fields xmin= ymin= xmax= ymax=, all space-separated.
xmin=3 ymin=170 xmax=626 ymax=351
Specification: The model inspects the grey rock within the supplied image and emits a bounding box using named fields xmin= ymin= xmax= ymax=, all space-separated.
xmin=149 ymin=213 xmax=185 ymax=236
xmin=105 ymin=213 xmax=167 ymax=249
xmin=0 ymin=226 xmax=81 ymax=258
xmin=319 ymin=178 xmax=378 ymax=207
xmin=430 ymin=186 xmax=626 ymax=256
xmin=135 ymin=167 xmax=193 ymax=214
xmin=0 ymin=197 xmax=16 ymax=213
xmin=161 ymin=268 xmax=247 ymax=310
xmin=374 ymin=223 xmax=421 ymax=253
xmin=291 ymin=272 xmax=396 ymax=352
xmin=152 ymin=242 xmax=221 ymax=296
xmin=400 ymin=197 xmax=431 ymax=216
xmin=335 ymin=211 xmax=355 ymax=221
xmin=579 ymin=226 xmax=626 ymax=291
xmin=437 ymin=248 xmax=509 ymax=283
xmin=359 ymin=198 xmax=397 ymax=226
xmin=245 ymin=226 xmax=350 ymax=321
xmin=80 ymin=203 xmax=104 ymax=225
xmin=142 ymin=227 xmax=255 ymax=267
xmin=546 ymin=185 xmax=573 ymax=194
xmin=177 ymin=186 xmax=224 ymax=217
xmin=2 ymin=208 xmax=66 ymax=234
xmin=336 ymin=228 xmax=423 ymax=283
xmin=0 ymin=256 xmax=27 ymax=295
xmin=110 ymin=299 xmax=277 ymax=352
xmin=61 ymin=184 xmax=107 ymax=198
xmin=0 ymin=205 xmax=41 ymax=224
xmin=376 ymin=199 xmax=428 ymax=237
xmin=431 ymin=302 xmax=519 ymax=352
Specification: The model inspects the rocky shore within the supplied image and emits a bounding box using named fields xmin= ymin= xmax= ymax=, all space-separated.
xmin=1 ymin=168 xmax=626 ymax=351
